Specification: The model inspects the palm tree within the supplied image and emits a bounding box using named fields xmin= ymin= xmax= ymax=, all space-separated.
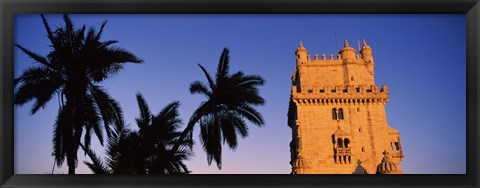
xmin=82 ymin=93 xmax=192 ymax=174
xmin=14 ymin=14 xmax=142 ymax=174
xmin=172 ymin=48 xmax=265 ymax=169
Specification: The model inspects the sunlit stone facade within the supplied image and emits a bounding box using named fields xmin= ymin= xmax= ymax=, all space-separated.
xmin=288 ymin=40 xmax=404 ymax=174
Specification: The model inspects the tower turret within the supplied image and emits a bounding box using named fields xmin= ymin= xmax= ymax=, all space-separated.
xmin=361 ymin=39 xmax=374 ymax=63
xmin=376 ymin=150 xmax=403 ymax=174
xmin=361 ymin=39 xmax=375 ymax=75
xmin=339 ymin=40 xmax=357 ymax=61
xmin=295 ymin=41 xmax=308 ymax=65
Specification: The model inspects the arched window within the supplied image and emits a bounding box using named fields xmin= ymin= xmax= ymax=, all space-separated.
xmin=337 ymin=138 xmax=343 ymax=148
xmin=338 ymin=108 xmax=344 ymax=120
xmin=332 ymin=108 xmax=337 ymax=120
xmin=344 ymin=138 xmax=350 ymax=148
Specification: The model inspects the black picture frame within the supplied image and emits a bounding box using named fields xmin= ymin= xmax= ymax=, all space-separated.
xmin=1 ymin=0 xmax=478 ymax=187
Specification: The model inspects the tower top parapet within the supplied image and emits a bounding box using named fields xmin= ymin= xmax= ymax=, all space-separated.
xmin=294 ymin=40 xmax=374 ymax=63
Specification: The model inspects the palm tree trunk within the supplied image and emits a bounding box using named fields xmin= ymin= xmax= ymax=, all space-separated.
xmin=171 ymin=118 xmax=198 ymax=154
xmin=68 ymin=166 xmax=75 ymax=174
xmin=171 ymin=103 xmax=210 ymax=153
xmin=51 ymin=158 xmax=55 ymax=174
xmin=67 ymin=154 xmax=76 ymax=174
xmin=171 ymin=101 xmax=213 ymax=157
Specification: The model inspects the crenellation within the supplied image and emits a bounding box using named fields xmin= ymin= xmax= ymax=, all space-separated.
xmin=293 ymin=84 xmax=389 ymax=96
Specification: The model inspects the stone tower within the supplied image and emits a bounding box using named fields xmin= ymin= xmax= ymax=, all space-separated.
xmin=288 ymin=40 xmax=404 ymax=174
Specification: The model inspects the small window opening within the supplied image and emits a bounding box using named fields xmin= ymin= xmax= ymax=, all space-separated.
xmin=332 ymin=108 xmax=337 ymax=120
xmin=338 ymin=108 xmax=344 ymax=120
xmin=344 ymin=138 xmax=350 ymax=148
xmin=337 ymin=138 xmax=343 ymax=148
xmin=395 ymin=142 xmax=400 ymax=150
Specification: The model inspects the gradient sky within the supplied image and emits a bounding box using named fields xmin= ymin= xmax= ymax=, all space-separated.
xmin=14 ymin=14 xmax=466 ymax=174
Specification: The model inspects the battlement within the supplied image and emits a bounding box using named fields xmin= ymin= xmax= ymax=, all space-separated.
xmin=298 ymin=54 xmax=370 ymax=67
xmin=296 ymin=40 xmax=374 ymax=67
xmin=291 ymin=84 xmax=390 ymax=105
xmin=293 ymin=84 xmax=389 ymax=94
xmin=304 ymin=53 xmax=365 ymax=62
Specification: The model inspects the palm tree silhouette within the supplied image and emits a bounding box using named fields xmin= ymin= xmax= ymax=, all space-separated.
xmin=14 ymin=14 xmax=142 ymax=174
xmin=172 ymin=48 xmax=265 ymax=169
xmin=82 ymin=93 xmax=192 ymax=174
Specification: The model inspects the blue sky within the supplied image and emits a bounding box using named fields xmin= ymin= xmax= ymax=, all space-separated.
xmin=14 ymin=14 xmax=466 ymax=174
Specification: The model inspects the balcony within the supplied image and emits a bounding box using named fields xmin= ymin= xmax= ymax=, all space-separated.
xmin=336 ymin=148 xmax=352 ymax=156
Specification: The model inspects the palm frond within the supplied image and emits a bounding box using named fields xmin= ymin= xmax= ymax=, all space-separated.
xmin=80 ymin=144 xmax=110 ymax=174
xmin=101 ymin=47 xmax=143 ymax=64
xmin=189 ymin=81 xmax=211 ymax=97
xmin=236 ymin=104 xmax=264 ymax=126
xmin=199 ymin=115 xmax=222 ymax=169
xmin=87 ymin=47 xmax=143 ymax=82
xmin=97 ymin=40 xmax=118 ymax=49
xmin=232 ymin=115 xmax=249 ymax=138
xmin=52 ymin=105 xmax=72 ymax=167
xmin=74 ymin=25 xmax=86 ymax=49
xmin=197 ymin=64 xmax=215 ymax=89
xmin=236 ymin=74 xmax=265 ymax=87
xmin=88 ymin=84 xmax=124 ymax=139
xmin=135 ymin=93 xmax=151 ymax=130
xmin=220 ymin=114 xmax=239 ymax=150
xmin=62 ymin=14 xmax=74 ymax=38
xmin=14 ymin=67 xmax=63 ymax=114
xmin=40 ymin=14 xmax=61 ymax=50
xmin=83 ymin=95 xmax=103 ymax=146
xmin=14 ymin=44 xmax=59 ymax=71
xmin=95 ymin=20 xmax=108 ymax=41
xmin=216 ymin=48 xmax=230 ymax=80
xmin=155 ymin=101 xmax=181 ymax=128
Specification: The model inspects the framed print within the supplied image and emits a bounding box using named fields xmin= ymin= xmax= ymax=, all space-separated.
xmin=1 ymin=0 xmax=479 ymax=187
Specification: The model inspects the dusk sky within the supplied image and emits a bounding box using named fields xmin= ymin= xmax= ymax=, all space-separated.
xmin=14 ymin=14 xmax=465 ymax=174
